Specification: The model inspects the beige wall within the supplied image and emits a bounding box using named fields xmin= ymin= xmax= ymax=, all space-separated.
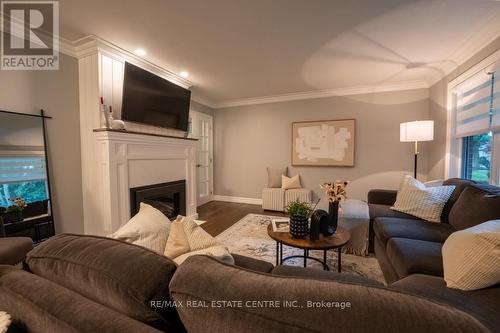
xmin=428 ymin=35 xmax=500 ymax=179
xmin=0 ymin=54 xmax=84 ymax=233
xmin=214 ymin=89 xmax=430 ymax=205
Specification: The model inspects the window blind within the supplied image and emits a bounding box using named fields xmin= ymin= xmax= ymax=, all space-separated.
xmin=454 ymin=72 xmax=494 ymax=138
xmin=0 ymin=156 xmax=47 ymax=184
xmin=492 ymin=72 xmax=500 ymax=132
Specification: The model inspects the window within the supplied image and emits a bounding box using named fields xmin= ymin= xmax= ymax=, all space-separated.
xmin=462 ymin=132 xmax=492 ymax=183
xmin=0 ymin=156 xmax=48 ymax=207
xmin=448 ymin=56 xmax=500 ymax=185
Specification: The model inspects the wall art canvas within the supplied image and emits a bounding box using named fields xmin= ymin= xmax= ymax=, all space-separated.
xmin=292 ymin=119 xmax=355 ymax=166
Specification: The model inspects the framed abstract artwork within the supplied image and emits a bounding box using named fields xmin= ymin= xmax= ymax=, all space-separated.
xmin=292 ymin=119 xmax=355 ymax=166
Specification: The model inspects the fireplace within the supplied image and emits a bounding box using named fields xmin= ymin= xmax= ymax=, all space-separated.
xmin=130 ymin=180 xmax=186 ymax=220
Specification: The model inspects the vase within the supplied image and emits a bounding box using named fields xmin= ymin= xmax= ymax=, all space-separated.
xmin=289 ymin=215 xmax=309 ymax=239
xmin=310 ymin=210 xmax=328 ymax=240
xmin=321 ymin=201 xmax=339 ymax=236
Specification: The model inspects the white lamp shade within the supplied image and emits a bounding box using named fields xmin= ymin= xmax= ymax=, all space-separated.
xmin=400 ymin=120 xmax=434 ymax=142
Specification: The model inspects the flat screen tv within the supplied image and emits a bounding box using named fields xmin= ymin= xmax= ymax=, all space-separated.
xmin=121 ymin=62 xmax=191 ymax=131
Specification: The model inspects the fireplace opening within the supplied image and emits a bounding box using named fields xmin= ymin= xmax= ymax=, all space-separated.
xmin=130 ymin=180 xmax=186 ymax=220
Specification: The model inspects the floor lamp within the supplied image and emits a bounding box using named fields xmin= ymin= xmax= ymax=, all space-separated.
xmin=400 ymin=120 xmax=434 ymax=179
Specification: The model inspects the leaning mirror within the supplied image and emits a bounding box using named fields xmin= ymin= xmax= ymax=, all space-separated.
xmin=0 ymin=110 xmax=54 ymax=243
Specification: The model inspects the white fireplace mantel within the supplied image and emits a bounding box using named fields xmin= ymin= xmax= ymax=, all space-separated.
xmin=87 ymin=130 xmax=197 ymax=235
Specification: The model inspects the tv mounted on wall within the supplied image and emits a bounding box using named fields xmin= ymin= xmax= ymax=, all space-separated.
xmin=121 ymin=62 xmax=191 ymax=131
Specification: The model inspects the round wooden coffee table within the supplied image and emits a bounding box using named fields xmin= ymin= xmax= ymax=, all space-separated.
xmin=267 ymin=224 xmax=351 ymax=272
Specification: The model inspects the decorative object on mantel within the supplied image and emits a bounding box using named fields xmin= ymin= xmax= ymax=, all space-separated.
xmin=285 ymin=199 xmax=313 ymax=238
xmin=292 ymin=119 xmax=355 ymax=166
xmin=400 ymin=120 xmax=434 ymax=179
xmin=319 ymin=181 xmax=349 ymax=236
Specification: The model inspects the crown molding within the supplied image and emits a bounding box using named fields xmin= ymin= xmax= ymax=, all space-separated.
xmin=214 ymin=80 xmax=429 ymax=108
xmin=62 ymin=35 xmax=192 ymax=89
xmin=190 ymin=94 xmax=217 ymax=109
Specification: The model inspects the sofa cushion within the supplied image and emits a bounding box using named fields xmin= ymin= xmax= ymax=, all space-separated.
xmin=267 ymin=167 xmax=287 ymax=188
xmin=449 ymin=185 xmax=500 ymax=230
xmin=374 ymin=217 xmax=455 ymax=247
xmin=0 ymin=265 xmax=163 ymax=333
xmin=25 ymin=234 xmax=182 ymax=331
xmin=441 ymin=178 xmax=476 ymax=222
xmin=386 ymin=238 xmax=444 ymax=278
xmin=391 ymin=274 xmax=500 ymax=333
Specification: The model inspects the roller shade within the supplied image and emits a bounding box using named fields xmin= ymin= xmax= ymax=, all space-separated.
xmin=0 ymin=156 xmax=47 ymax=184
xmin=492 ymin=72 xmax=500 ymax=132
xmin=454 ymin=73 xmax=494 ymax=138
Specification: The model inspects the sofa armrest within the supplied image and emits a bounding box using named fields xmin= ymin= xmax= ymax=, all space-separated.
xmin=367 ymin=189 xmax=398 ymax=205
xmin=0 ymin=266 xmax=163 ymax=333
xmin=232 ymin=253 xmax=274 ymax=273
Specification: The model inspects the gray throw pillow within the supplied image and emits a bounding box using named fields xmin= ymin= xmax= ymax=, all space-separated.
xmin=267 ymin=167 xmax=287 ymax=188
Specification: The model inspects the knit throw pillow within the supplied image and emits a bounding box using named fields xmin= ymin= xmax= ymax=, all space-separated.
xmin=391 ymin=175 xmax=455 ymax=222
xmin=164 ymin=216 xmax=234 ymax=265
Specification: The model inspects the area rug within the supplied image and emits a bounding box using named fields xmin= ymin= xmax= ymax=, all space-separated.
xmin=216 ymin=214 xmax=385 ymax=285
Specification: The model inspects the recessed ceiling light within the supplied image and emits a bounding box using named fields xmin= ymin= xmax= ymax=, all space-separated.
xmin=134 ymin=48 xmax=146 ymax=56
xmin=179 ymin=71 xmax=189 ymax=78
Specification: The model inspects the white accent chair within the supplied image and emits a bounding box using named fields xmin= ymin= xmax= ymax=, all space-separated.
xmin=262 ymin=188 xmax=312 ymax=212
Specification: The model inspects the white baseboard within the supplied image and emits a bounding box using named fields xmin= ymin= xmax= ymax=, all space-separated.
xmin=213 ymin=195 xmax=263 ymax=205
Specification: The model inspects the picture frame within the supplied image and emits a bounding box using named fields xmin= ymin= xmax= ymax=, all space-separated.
xmin=271 ymin=218 xmax=290 ymax=232
xmin=292 ymin=119 xmax=355 ymax=166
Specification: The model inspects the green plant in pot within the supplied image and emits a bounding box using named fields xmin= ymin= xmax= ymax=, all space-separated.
xmin=285 ymin=199 xmax=313 ymax=239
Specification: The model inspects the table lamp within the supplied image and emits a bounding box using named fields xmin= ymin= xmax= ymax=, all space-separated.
xmin=400 ymin=120 xmax=434 ymax=179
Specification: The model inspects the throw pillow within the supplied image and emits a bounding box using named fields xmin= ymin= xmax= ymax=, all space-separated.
xmin=442 ymin=219 xmax=500 ymax=291
xmin=267 ymin=167 xmax=287 ymax=188
xmin=391 ymin=175 xmax=455 ymax=222
xmin=282 ymin=174 xmax=301 ymax=190
xmin=449 ymin=185 xmax=500 ymax=230
xmin=164 ymin=216 xmax=234 ymax=265
xmin=424 ymin=179 xmax=444 ymax=187
xmin=108 ymin=202 xmax=171 ymax=253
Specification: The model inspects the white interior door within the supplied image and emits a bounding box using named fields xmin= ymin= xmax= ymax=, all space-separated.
xmin=189 ymin=111 xmax=213 ymax=206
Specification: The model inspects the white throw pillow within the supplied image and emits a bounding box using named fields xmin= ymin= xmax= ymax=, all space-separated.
xmin=107 ymin=202 xmax=171 ymax=254
xmin=282 ymin=174 xmax=301 ymax=190
xmin=443 ymin=220 xmax=500 ymax=291
xmin=164 ymin=216 xmax=234 ymax=265
xmin=391 ymin=175 xmax=455 ymax=222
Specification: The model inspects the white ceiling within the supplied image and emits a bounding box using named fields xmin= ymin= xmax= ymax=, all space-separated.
xmin=59 ymin=0 xmax=500 ymax=106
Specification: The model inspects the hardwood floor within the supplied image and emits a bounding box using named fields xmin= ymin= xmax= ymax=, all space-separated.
xmin=199 ymin=201 xmax=285 ymax=236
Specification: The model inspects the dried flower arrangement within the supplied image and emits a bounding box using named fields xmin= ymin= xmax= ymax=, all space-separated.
xmin=320 ymin=181 xmax=349 ymax=203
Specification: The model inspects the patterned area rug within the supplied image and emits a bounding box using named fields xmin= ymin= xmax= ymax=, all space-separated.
xmin=216 ymin=214 xmax=385 ymax=285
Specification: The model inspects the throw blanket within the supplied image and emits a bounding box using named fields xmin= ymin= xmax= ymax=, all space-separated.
xmin=339 ymin=199 xmax=370 ymax=256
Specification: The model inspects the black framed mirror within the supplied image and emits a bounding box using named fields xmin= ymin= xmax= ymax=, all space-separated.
xmin=0 ymin=110 xmax=55 ymax=243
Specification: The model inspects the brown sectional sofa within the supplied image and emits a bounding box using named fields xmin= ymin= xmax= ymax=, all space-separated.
xmin=0 ymin=230 xmax=499 ymax=332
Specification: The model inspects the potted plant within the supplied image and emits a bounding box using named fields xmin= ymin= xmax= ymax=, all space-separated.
xmin=285 ymin=199 xmax=313 ymax=238
xmin=1 ymin=197 xmax=27 ymax=224
xmin=319 ymin=181 xmax=349 ymax=235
